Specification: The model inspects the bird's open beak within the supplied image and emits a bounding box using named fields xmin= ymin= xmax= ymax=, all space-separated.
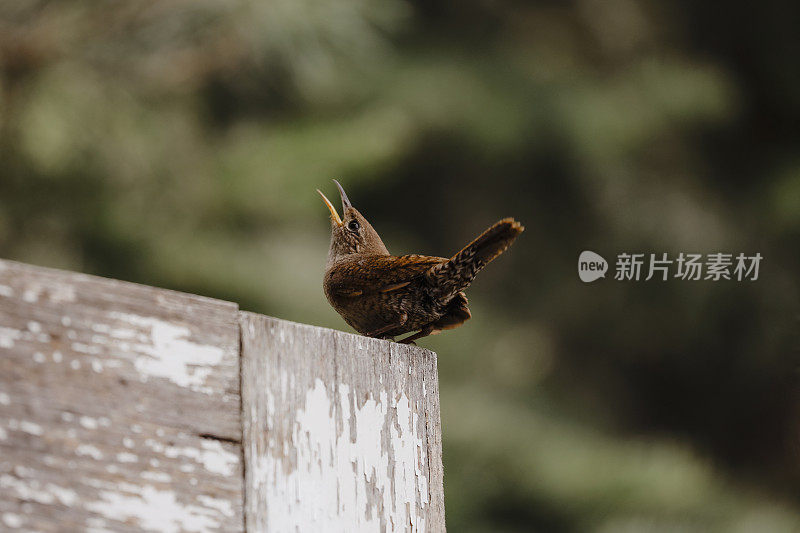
xmin=333 ymin=179 xmax=353 ymax=213
xmin=317 ymin=189 xmax=343 ymax=226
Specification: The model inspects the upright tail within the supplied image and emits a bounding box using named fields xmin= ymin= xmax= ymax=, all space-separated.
xmin=427 ymin=217 xmax=524 ymax=302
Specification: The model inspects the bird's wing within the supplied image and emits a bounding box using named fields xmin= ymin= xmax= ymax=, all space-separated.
xmin=326 ymin=254 xmax=446 ymax=297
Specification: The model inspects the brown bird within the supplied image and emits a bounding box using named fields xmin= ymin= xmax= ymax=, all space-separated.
xmin=319 ymin=180 xmax=523 ymax=344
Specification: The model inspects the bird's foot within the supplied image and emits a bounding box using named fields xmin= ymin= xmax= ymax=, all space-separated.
xmin=398 ymin=326 xmax=434 ymax=344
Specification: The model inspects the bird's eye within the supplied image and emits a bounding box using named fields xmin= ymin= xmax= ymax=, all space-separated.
xmin=347 ymin=220 xmax=360 ymax=232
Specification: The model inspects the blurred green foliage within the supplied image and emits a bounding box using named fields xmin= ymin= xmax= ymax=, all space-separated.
xmin=1 ymin=1 xmax=799 ymax=531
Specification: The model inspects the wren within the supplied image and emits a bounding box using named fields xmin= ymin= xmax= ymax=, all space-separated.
xmin=319 ymin=180 xmax=523 ymax=344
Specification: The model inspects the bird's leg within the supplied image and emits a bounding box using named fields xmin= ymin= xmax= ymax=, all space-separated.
xmin=365 ymin=312 xmax=407 ymax=338
xmin=398 ymin=325 xmax=436 ymax=345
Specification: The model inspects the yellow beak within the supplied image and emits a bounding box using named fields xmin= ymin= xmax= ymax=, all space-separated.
xmin=317 ymin=189 xmax=343 ymax=226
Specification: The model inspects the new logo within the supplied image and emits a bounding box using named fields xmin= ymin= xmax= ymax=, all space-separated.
xmin=578 ymin=250 xmax=608 ymax=282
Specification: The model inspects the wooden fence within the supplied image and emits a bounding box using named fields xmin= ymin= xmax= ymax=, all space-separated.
xmin=0 ymin=259 xmax=445 ymax=532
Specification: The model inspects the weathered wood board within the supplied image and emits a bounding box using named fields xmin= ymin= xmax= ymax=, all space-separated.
xmin=0 ymin=258 xmax=447 ymax=532
xmin=0 ymin=259 xmax=243 ymax=532
xmin=240 ymin=313 xmax=445 ymax=532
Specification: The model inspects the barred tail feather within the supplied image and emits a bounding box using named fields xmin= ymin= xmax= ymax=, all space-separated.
xmin=427 ymin=217 xmax=524 ymax=302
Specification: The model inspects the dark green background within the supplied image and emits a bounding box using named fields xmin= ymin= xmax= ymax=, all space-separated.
xmin=2 ymin=1 xmax=799 ymax=530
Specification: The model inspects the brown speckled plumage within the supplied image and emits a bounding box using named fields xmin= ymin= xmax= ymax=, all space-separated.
xmin=319 ymin=180 xmax=523 ymax=344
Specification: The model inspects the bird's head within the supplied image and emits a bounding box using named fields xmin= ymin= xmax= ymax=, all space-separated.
xmin=318 ymin=180 xmax=389 ymax=264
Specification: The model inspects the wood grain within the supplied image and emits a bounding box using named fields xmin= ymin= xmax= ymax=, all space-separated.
xmin=0 ymin=259 xmax=243 ymax=532
xmin=240 ymin=313 xmax=445 ymax=532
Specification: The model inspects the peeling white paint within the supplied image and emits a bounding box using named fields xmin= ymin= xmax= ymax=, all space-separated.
xmin=22 ymin=284 xmax=42 ymax=302
xmin=197 ymin=495 xmax=235 ymax=517
xmin=86 ymin=517 xmax=108 ymax=530
xmin=144 ymin=438 xmax=164 ymax=452
xmin=0 ymin=327 xmax=22 ymax=348
xmin=393 ymin=396 xmax=429 ymax=506
xmin=14 ymin=465 xmax=35 ymax=478
xmin=0 ymin=323 xmax=50 ymax=347
xmin=0 ymin=475 xmax=77 ymax=506
xmin=22 ymin=420 xmax=44 ymax=435
xmin=2 ymin=513 xmax=22 ymax=528
xmin=108 ymin=312 xmax=226 ymax=394
xmin=48 ymin=283 xmax=76 ymax=303
xmin=0 ymin=284 xmax=14 ymax=297
xmin=85 ymin=484 xmax=227 ymax=533
xmin=91 ymin=323 xmax=110 ymax=333
xmin=0 ymin=473 xmax=55 ymax=504
xmin=76 ymin=444 xmax=104 ymax=460
xmin=6 ymin=419 xmax=44 ymax=436
xmin=46 ymin=483 xmax=79 ymax=506
xmin=255 ymin=377 xmax=429 ymax=532
xmin=144 ymin=438 xmax=238 ymax=476
xmin=0 ymin=392 xmax=10 ymax=405
xmin=109 ymin=327 xmax=139 ymax=340
xmin=116 ymin=453 xmax=138 ymax=463
xmin=140 ymin=471 xmax=172 ymax=483
xmin=72 ymin=342 xmax=103 ymax=355
xmin=79 ymin=416 xmax=99 ymax=429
